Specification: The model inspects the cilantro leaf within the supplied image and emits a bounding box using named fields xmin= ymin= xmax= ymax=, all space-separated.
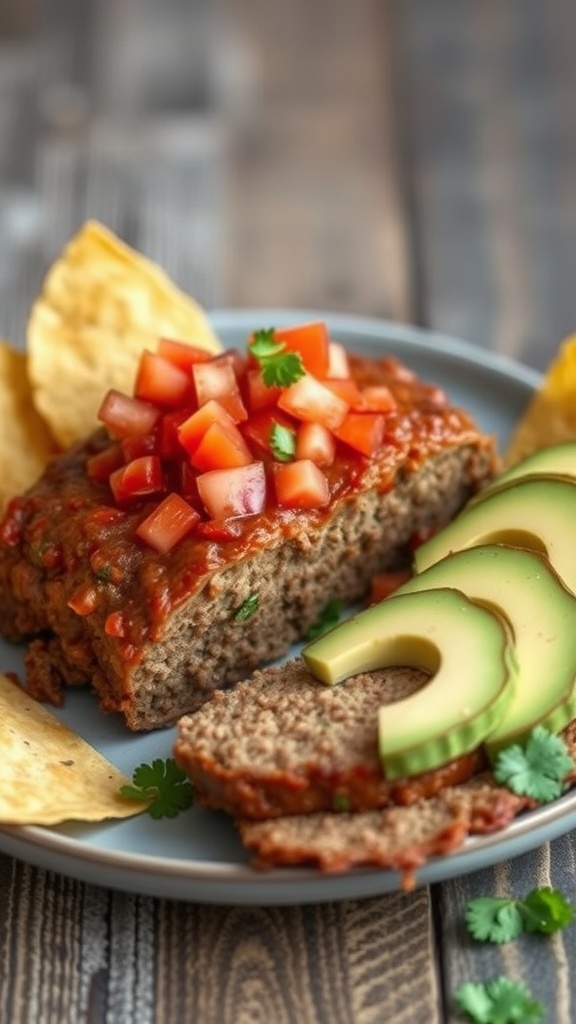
xmin=305 ymin=599 xmax=344 ymax=640
xmin=235 ymin=593 xmax=260 ymax=621
xmin=249 ymin=328 xmax=305 ymax=388
xmin=466 ymin=886 xmax=573 ymax=943
xmin=120 ymin=758 xmax=193 ymax=819
xmin=270 ymin=423 xmax=296 ymax=462
xmin=455 ymin=977 xmax=544 ymax=1023
xmin=493 ymin=726 xmax=573 ymax=802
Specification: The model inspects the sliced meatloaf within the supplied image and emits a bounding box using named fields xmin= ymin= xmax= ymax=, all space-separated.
xmin=0 ymin=351 xmax=496 ymax=730
xmin=173 ymin=659 xmax=487 ymax=817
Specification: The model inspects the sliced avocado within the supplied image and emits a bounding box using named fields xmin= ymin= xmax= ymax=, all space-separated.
xmin=414 ymin=475 xmax=576 ymax=593
xmin=471 ymin=440 xmax=576 ymax=503
xmin=398 ymin=544 xmax=576 ymax=758
xmin=302 ymin=587 xmax=515 ymax=779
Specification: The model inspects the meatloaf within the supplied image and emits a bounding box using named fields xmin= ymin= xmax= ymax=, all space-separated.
xmin=0 ymin=350 xmax=496 ymax=730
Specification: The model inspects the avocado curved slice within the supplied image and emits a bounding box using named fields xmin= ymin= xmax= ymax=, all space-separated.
xmin=414 ymin=475 xmax=576 ymax=592
xmin=471 ymin=440 xmax=576 ymax=503
xmin=303 ymin=587 xmax=515 ymax=779
xmin=399 ymin=544 xmax=576 ymax=758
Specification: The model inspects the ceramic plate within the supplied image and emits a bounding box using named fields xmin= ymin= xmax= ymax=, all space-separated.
xmin=3 ymin=310 xmax=574 ymax=907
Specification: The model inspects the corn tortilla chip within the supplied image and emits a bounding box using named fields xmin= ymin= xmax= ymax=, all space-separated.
xmin=0 ymin=674 xmax=146 ymax=824
xmin=0 ymin=341 xmax=56 ymax=510
xmin=27 ymin=220 xmax=221 ymax=447
xmin=505 ymin=333 xmax=576 ymax=466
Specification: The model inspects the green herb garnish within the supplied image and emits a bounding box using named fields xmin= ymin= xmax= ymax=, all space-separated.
xmin=235 ymin=593 xmax=260 ymax=621
xmin=120 ymin=758 xmax=193 ymax=819
xmin=493 ymin=726 xmax=573 ymax=803
xmin=249 ymin=328 xmax=305 ymax=388
xmin=455 ymin=977 xmax=544 ymax=1023
xmin=305 ymin=599 xmax=344 ymax=640
xmin=466 ymin=887 xmax=574 ymax=943
xmin=270 ymin=422 xmax=297 ymax=462
xmin=332 ymin=793 xmax=350 ymax=812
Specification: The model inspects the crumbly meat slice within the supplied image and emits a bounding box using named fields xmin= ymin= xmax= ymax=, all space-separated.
xmin=237 ymin=776 xmax=532 ymax=884
xmin=174 ymin=659 xmax=486 ymax=818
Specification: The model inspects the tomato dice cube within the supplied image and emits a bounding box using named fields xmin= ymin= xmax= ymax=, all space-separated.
xmin=86 ymin=443 xmax=124 ymax=483
xmin=278 ymin=374 xmax=349 ymax=431
xmin=120 ymin=432 xmax=158 ymax=462
xmin=356 ymin=385 xmax=397 ymax=413
xmin=274 ymin=321 xmax=330 ymax=377
xmin=159 ymin=407 xmax=195 ymax=458
xmin=191 ymin=420 xmax=253 ymax=471
xmin=109 ymin=455 xmax=164 ymax=504
xmin=245 ymin=368 xmax=282 ymax=412
xmin=178 ymin=399 xmax=239 ymax=457
xmin=192 ymin=360 xmax=247 ymax=422
xmin=333 ymin=412 xmax=385 ymax=456
xmin=136 ymin=492 xmax=200 ymax=553
xmin=157 ymin=337 xmax=214 ymax=371
xmin=98 ymin=389 xmax=160 ymax=438
xmin=273 ymin=459 xmax=330 ymax=509
xmin=295 ymin=422 xmax=336 ymax=467
xmin=134 ymin=350 xmax=192 ymax=408
xmin=243 ymin=409 xmax=297 ymax=457
xmin=326 ymin=341 xmax=350 ymax=379
xmin=197 ymin=462 xmax=267 ymax=519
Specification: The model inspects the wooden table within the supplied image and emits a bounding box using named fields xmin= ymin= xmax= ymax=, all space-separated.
xmin=2 ymin=2 xmax=576 ymax=1021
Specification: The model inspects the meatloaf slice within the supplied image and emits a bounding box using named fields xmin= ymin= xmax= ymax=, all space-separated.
xmin=173 ymin=659 xmax=487 ymax=818
xmin=237 ymin=776 xmax=531 ymax=881
xmin=0 ymin=352 xmax=496 ymax=730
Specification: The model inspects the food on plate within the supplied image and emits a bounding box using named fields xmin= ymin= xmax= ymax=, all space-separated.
xmin=479 ymin=438 xmax=576 ymax=495
xmin=0 ymin=341 xmax=57 ymax=510
xmin=505 ymin=333 xmax=576 ymax=465
xmin=0 ymin=321 xmax=497 ymax=730
xmin=26 ymin=219 xmax=221 ymax=448
xmin=0 ymin=672 xmax=146 ymax=824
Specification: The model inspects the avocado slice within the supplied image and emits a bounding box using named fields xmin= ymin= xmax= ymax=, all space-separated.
xmin=472 ymin=440 xmax=576 ymax=502
xmin=414 ymin=475 xmax=576 ymax=591
xmin=399 ymin=544 xmax=576 ymax=758
xmin=303 ymin=587 xmax=515 ymax=779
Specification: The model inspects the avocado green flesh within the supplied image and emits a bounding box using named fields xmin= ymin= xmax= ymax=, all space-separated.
xmin=414 ymin=476 xmax=576 ymax=595
xmin=303 ymin=588 xmax=514 ymax=779
xmin=400 ymin=545 xmax=576 ymax=758
xmin=480 ymin=441 xmax=576 ymax=497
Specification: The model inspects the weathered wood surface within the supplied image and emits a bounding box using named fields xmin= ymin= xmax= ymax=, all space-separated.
xmin=1 ymin=1 xmax=576 ymax=1022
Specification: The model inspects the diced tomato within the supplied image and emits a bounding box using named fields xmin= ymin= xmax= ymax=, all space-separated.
xmin=86 ymin=443 xmax=124 ymax=483
xmin=295 ymin=422 xmax=336 ymax=467
xmin=370 ymin=569 xmax=412 ymax=604
xmin=175 ymin=461 xmax=202 ymax=506
xmin=120 ymin=432 xmax=158 ymax=462
xmin=191 ymin=420 xmax=253 ymax=471
xmin=326 ymin=341 xmax=350 ymax=379
xmin=212 ymin=348 xmax=248 ymax=379
xmin=178 ymin=399 xmax=238 ymax=457
xmin=109 ymin=455 xmax=164 ymax=504
xmin=192 ymin=360 xmax=247 ymax=422
xmin=274 ymin=321 xmax=330 ymax=377
xmin=355 ymin=385 xmax=397 ymax=413
xmin=273 ymin=459 xmax=330 ymax=509
xmin=67 ymin=583 xmax=99 ymax=616
xmin=245 ymin=368 xmax=282 ymax=412
xmin=322 ymin=378 xmax=363 ymax=407
xmin=333 ymin=413 xmax=385 ymax=457
xmin=157 ymin=337 xmax=214 ymax=372
xmin=242 ymin=409 xmax=297 ymax=457
xmin=134 ymin=350 xmax=192 ymax=408
xmin=195 ymin=518 xmax=244 ymax=541
xmin=159 ymin=407 xmax=195 ymax=458
xmin=197 ymin=462 xmax=267 ymax=519
xmin=98 ymin=389 xmax=160 ymax=438
xmin=135 ymin=492 xmax=200 ymax=553
xmin=278 ymin=374 xmax=349 ymax=431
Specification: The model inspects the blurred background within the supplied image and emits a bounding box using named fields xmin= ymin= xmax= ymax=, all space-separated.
xmin=0 ymin=0 xmax=575 ymax=369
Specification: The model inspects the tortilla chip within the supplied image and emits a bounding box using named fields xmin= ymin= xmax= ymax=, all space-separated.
xmin=0 ymin=674 xmax=145 ymax=824
xmin=27 ymin=220 xmax=221 ymax=447
xmin=0 ymin=342 xmax=56 ymax=510
xmin=505 ymin=333 xmax=576 ymax=466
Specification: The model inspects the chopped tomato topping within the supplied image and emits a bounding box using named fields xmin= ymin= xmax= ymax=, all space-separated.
xmin=245 ymin=368 xmax=282 ymax=412
xmin=192 ymin=360 xmax=248 ymax=422
xmin=295 ymin=422 xmax=336 ymax=467
xmin=197 ymin=462 xmax=267 ymax=519
xmin=177 ymin=399 xmax=238 ymax=457
xmin=191 ymin=420 xmax=253 ymax=471
xmin=322 ymin=378 xmax=363 ymax=407
xmin=86 ymin=443 xmax=124 ymax=483
xmin=120 ymin=432 xmax=158 ymax=462
xmin=326 ymin=341 xmax=350 ymax=378
xmin=273 ymin=459 xmax=330 ymax=509
xmin=274 ymin=321 xmax=330 ymax=377
xmin=370 ymin=569 xmax=412 ymax=604
xmin=98 ymin=389 xmax=160 ymax=438
xmin=109 ymin=455 xmax=164 ymax=504
xmin=135 ymin=492 xmax=200 ymax=554
xmin=134 ymin=350 xmax=192 ymax=408
xmin=243 ymin=409 xmax=296 ymax=457
xmin=356 ymin=385 xmax=397 ymax=413
xmin=333 ymin=412 xmax=386 ymax=456
xmin=159 ymin=407 xmax=194 ymax=458
xmin=157 ymin=337 xmax=214 ymax=371
xmin=278 ymin=374 xmax=349 ymax=431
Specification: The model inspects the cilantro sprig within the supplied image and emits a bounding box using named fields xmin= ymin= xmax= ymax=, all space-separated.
xmin=455 ymin=976 xmax=544 ymax=1023
xmin=249 ymin=328 xmax=306 ymax=388
xmin=493 ymin=726 xmax=574 ymax=803
xmin=120 ymin=758 xmax=193 ymax=819
xmin=270 ymin=422 xmax=297 ymax=462
xmin=466 ymin=887 xmax=574 ymax=944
